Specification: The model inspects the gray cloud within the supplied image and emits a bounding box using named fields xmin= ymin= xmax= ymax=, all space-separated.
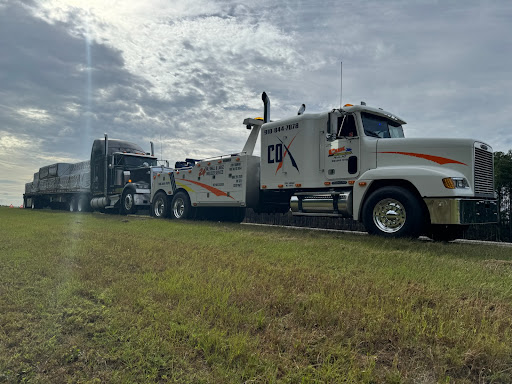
xmin=0 ymin=0 xmax=511 ymax=206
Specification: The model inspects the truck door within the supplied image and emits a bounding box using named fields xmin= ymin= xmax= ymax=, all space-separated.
xmin=324 ymin=113 xmax=360 ymax=180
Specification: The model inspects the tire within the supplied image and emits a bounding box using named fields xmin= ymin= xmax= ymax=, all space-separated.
xmin=152 ymin=191 xmax=170 ymax=218
xmin=362 ymin=186 xmax=424 ymax=238
xmin=428 ymin=224 xmax=468 ymax=242
xmin=121 ymin=189 xmax=137 ymax=215
xmin=69 ymin=197 xmax=78 ymax=212
xmin=171 ymin=192 xmax=193 ymax=220
xmin=77 ymin=196 xmax=90 ymax=212
xmin=32 ymin=198 xmax=42 ymax=209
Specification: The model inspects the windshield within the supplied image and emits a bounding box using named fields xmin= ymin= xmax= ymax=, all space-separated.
xmin=123 ymin=155 xmax=157 ymax=168
xmin=361 ymin=112 xmax=404 ymax=138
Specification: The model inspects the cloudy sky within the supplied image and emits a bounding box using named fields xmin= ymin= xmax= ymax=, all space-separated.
xmin=1 ymin=0 xmax=511 ymax=206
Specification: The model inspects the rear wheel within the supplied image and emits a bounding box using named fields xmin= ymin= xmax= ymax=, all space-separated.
xmin=152 ymin=192 xmax=170 ymax=218
xmin=171 ymin=192 xmax=193 ymax=220
xmin=362 ymin=186 xmax=424 ymax=238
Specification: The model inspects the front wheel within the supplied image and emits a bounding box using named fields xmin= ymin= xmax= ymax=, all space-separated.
xmin=362 ymin=186 xmax=424 ymax=238
xmin=152 ymin=192 xmax=170 ymax=218
xmin=171 ymin=192 xmax=193 ymax=220
xmin=121 ymin=190 xmax=137 ymax=215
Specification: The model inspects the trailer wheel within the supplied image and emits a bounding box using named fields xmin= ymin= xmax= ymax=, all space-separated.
xmin=77 ymin=196 xmax=90 ymax=212
xmin=32 ymin=198 xmax=41 ymax=209
xmin=152 ymin=191 xmax=170 ymax=218
xmin=362 ymin=186 xmax=424 ymax=238
xmin=69 ymin=197 xmax=78 ymax=212
xmin=171 ymin=192 xmax=192 ymax=220
xmin=121 ymin=189 xmax=136 ymax=215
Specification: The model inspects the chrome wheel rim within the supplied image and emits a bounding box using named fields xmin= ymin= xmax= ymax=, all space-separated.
xmin=373 ymin=198 xmax=406 ymax=233
xmin=124 ymin=194 xmax=134 ymax=211
xmin=155 ymin=198 xmax=165 ymax=217
xmin=173 ymin=198 xmax=185 ymax=218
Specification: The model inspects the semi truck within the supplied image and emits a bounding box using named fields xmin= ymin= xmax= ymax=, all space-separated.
xmin=149 ymin=92 xmax=498 ymax=240
xmin=24 ymin=136 xmax=157 ymax=214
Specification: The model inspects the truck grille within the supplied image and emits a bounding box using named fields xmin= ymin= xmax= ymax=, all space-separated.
xmin=474 ymin=147 xmax=494 ymax=197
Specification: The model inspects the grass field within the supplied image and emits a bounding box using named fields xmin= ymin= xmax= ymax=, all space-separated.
xmin=1 ymin=207 xmax=512 ymax=383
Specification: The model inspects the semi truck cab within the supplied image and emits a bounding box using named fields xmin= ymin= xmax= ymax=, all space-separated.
xmin=259 ymin=99 xmax=498 ymax=240
xmin=89 ymin=136 xmax=157 ymax=213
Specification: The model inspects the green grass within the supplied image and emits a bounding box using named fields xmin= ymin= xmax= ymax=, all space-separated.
xmin=1 ymin=207 xmax=512 ymax=383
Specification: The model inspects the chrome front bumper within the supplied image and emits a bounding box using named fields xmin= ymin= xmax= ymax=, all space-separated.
xmin=424 ymin=198 xmax=498 ymax=225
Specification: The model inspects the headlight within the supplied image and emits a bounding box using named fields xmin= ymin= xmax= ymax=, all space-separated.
xmin=442 ymin=177 xmax=469 ymax=189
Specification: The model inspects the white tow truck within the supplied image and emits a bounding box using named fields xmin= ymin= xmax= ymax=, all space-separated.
xmin=150 ymin=92 xmax=497 ymax=240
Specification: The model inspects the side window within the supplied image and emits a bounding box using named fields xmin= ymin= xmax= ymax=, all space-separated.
xmin=337 ymin=114 xmax=358 ymax=138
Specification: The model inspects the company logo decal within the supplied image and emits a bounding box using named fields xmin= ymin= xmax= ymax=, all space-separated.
xmin=329 ymin=146 xmax=353 ymax=157
xmin=378 ymin=151 xmax=467 ymax=165
xmin=268 ymin=133 xmax=300 ymax=174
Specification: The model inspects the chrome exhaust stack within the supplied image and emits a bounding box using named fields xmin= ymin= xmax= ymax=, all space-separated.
xmin=262 ymin=91 xmax=270 ymax=123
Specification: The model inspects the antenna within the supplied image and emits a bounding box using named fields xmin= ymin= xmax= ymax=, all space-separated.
xmin=340 ymin=61 xmax=342 ymax=109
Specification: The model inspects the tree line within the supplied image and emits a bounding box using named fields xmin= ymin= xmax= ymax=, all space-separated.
xmin=245 ymin=151 xmax=512 ymax=242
